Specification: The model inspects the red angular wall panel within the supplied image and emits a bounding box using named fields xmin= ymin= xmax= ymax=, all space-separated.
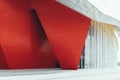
xmin=0 ymin=0 xmax=57 ymax=69
xmin=32 ymin=0 xmax=91 ymax=69
xmin=0 ymin=0 xmax=91 ymax=70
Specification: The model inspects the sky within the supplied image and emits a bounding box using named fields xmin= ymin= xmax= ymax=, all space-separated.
xmin=88 ymin=0 xmax=120 ymax=21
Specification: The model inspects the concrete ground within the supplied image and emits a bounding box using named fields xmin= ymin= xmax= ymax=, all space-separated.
xmin=0 ymin=68 xmax=120 ymax=80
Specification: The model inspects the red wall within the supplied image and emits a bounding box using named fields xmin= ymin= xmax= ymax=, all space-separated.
xmin=32 ymin=0 xmax=91 ymax=69
xmin=0 ymin=0 xmax=91 ymax=69
xmin=0 ymin=0 xmax=57 ymax=69
xmin=0 ymin=45 xmax=8 ymax=69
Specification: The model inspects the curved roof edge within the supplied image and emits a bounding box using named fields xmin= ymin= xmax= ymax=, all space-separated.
xmin=56 ymin=0 xmax=120 ymax=28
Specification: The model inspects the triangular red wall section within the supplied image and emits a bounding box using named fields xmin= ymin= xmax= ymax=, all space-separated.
xmin=0 ymin=0 xmax=91 ymax=70
xmin=32 ymin=0 xmax=91 ymax=69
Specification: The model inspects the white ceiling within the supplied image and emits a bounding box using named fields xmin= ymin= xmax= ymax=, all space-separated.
xmin=88 ymin=0 xmax=120 ymax=21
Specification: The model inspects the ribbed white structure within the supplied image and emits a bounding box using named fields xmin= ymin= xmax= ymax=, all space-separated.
xmin=84 ymin=21 xmax=118 ymax=69
xmin=56 ymin=0 xmax=119 ymax=69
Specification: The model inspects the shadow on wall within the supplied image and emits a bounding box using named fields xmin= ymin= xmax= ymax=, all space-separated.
xmin=30 ymin=9 xmax=58 ymax=68
xmin=0 ymin=45 xmax=9 ymax=69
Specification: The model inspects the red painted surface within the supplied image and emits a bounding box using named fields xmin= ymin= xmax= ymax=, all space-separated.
xmin=0 ymin=0 xmax=91 ymax=69
xmin=0 ymin=45 xmax=8 ymax=69
xmin=0 ymin=0 xmax=57 ymax=69
xmin=32 ymin=0 xmax=91 ymax=69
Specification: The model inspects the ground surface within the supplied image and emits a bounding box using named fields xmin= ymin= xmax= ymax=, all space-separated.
xmin=0 ymin=68 xmax=120 ymax=80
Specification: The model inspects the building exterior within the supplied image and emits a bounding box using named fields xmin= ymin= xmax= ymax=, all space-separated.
xmin=0 ymin=0 xmax=119 ymax=70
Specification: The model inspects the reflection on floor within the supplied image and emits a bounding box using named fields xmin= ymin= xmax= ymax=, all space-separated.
xmin=0 ymin=68 xmax=120 ymax=80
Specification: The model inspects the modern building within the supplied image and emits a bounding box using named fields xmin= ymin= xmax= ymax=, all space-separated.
xmin=0 ymin=0 xmax=119 ymax=71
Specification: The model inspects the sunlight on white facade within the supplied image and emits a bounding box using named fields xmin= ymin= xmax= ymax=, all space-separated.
xmin=88 ymin=0 xmax=120 ymax=21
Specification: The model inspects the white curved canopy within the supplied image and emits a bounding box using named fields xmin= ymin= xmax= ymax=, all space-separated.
xmin=88 ymin=0 xmax=120 ymax=21
xmin=56 ymin=0 xmax=120 ymax=28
